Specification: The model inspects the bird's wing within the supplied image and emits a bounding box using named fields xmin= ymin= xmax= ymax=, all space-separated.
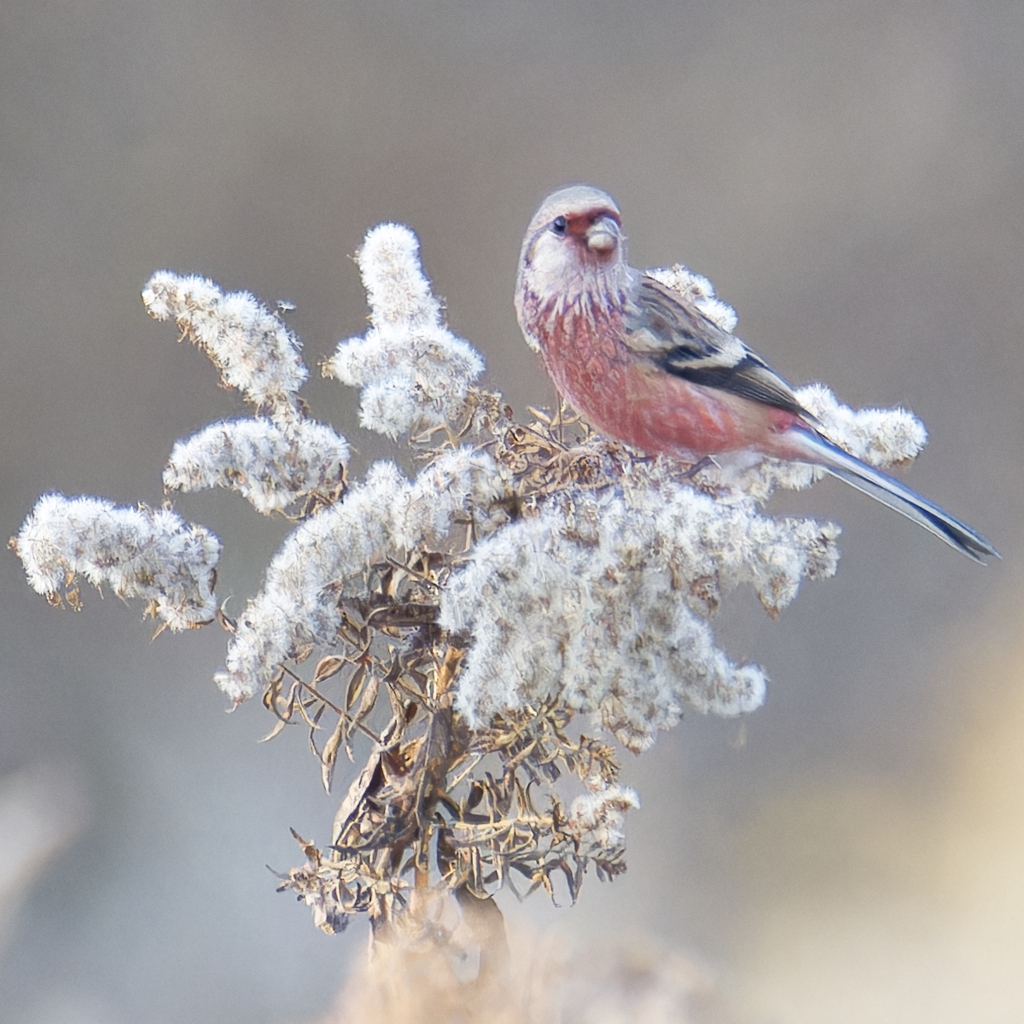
xmin=623 ymin=275 xmax=810 ymax=418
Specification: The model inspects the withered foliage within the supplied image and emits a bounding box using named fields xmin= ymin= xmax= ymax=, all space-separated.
xmin=271 ymin=400 xmax=631 ymax=933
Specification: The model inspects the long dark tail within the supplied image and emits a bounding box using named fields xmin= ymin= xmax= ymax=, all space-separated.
xmin=785 ymin=424 xmax=999 ymax=564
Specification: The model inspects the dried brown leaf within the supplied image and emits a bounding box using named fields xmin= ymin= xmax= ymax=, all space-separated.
xmin=313 ymin=655 xmax=346 ymax=685
xmin=321 ymin=712 xmax=347 ymax=793
xmin=289 ymin=827 xmax=320 ymax=864
xmin=333 ymin=747 xmax=384 ymax=843
xmin=345 ymin=663 xmax=369 ymax=711
xmin=259 ymin=717 xmax=290 ymax=743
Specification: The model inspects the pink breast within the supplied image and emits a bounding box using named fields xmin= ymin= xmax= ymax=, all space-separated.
xmin=540 ymin=310 xmax=799 ymax=460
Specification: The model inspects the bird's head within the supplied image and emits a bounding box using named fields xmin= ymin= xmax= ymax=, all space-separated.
xmin=519 ymin=184 xmax=624 ymax=271
xmin=516 ymin=184 xmax=629 ymax=306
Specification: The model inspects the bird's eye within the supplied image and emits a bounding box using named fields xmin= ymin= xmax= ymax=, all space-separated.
xmin=551 ymin=216 xmax=568 ymax=236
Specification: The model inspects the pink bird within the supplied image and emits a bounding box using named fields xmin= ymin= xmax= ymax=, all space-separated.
xmin=515 ymin=184 xmax=998 ymax=563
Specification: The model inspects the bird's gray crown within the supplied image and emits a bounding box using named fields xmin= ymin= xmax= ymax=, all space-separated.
xmin=527 ymin=185 xmax=621 ymax=233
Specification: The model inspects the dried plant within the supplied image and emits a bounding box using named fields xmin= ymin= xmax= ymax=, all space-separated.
xmin=320 ymin=895 xmax=709 ymax=1024
xmin=12 ymin=220 xmax=934 ymax=951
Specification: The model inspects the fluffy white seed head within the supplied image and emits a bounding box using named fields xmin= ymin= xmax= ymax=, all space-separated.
xmin=215 ymin=447 xmax=505 ymax=705
xmin=14 ymin=494 xmax=220 ymax=630
xmin=163 ymin=417 xmax=349 ymax=513
xmin=440 ymin=463 xmax=841 ymax=751
xmin=215 ymin=462 xmax=405 ymax=705
xmin=142 ymin=272 xmax=308 ymax=418
xmin=391 ymin=446 xmax=509 ymax=550
xmin=356 ymin=222 xmax=443 ymax=328
xmin=324 ymin=225 xmax=485 ymax=437
xmin=565 ymin=782 xmax=641 ymax=854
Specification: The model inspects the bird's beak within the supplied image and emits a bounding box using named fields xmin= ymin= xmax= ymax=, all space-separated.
xmin=586 ymin=216 xmax=619 ymax=256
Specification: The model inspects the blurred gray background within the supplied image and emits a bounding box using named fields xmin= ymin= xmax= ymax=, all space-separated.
xmin=2 ymin=1 xmax=1022 ymax=1021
